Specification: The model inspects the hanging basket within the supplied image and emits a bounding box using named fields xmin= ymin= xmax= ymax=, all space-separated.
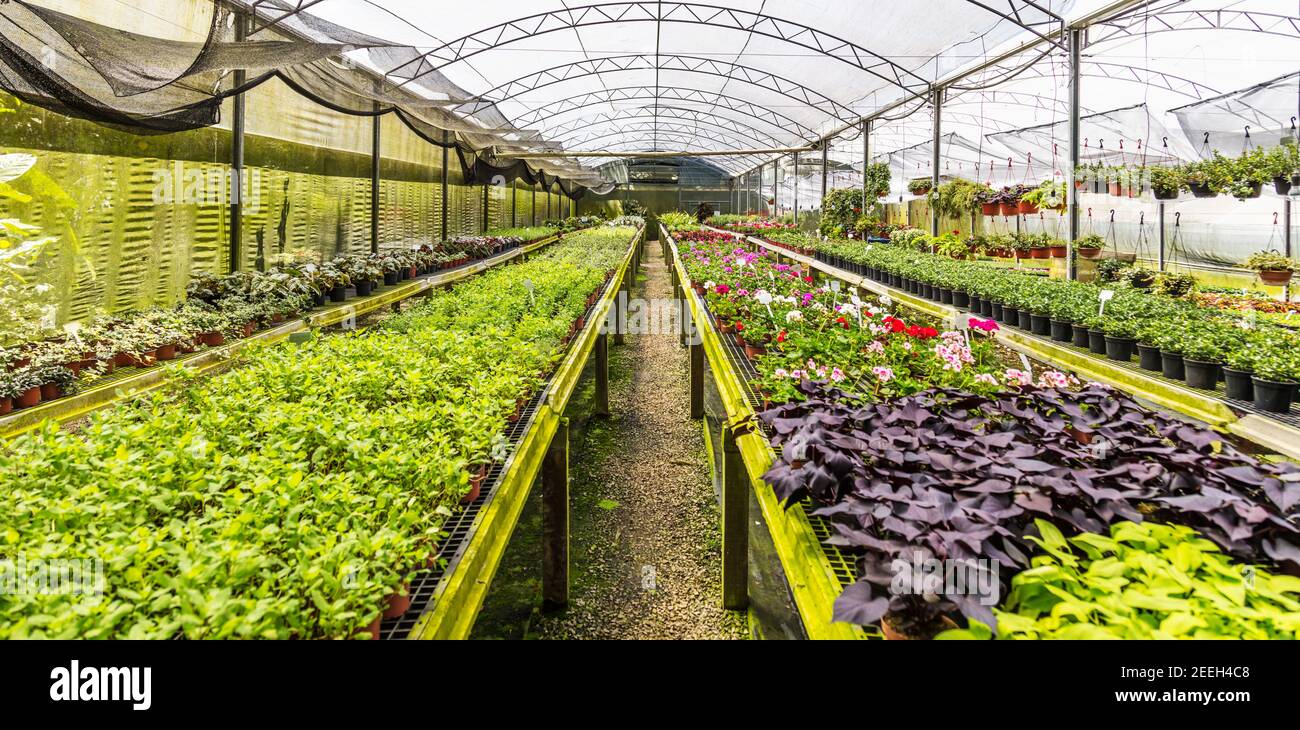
xmin=1048 ymin=245 xmax=1068 ymax=258
xmin=1077 ymin=247 xmax=1102 ymax=260
xmin=1258 ymin=269 xmax=1294 ymax=286
xmin=998 ymin=202 xmax=1018 ymax=216
xmin=981 ymin=202 xmax=999 ymax=216
xmin=1017 ymin=200 xmax=1038 ymax=215
xmin=1188 ymin=182 xmax=1217 ymax=198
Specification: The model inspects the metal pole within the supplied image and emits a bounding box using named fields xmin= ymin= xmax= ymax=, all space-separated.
xmin=532 ymin=183 xmax=538 ymax=226
xmin=481 ymin=183 xmax=489 ymax=233
xmin=229 ymin=11 xmax=246 ymax=273
xmin=1286 ymin=197 xmax=1293 ymax=302
xmin=793 ymin=153 xmax=800 ymax=223
xmin=820 ymin=143 xmax=828 ymax=212
xmin=542 ymin=418 xmax=570 ymax=611
xmin=772 ymin=159 xmax=779 ymax=217
xmin=371 ymin=107 xmax=380 ymax=254
xmin=511 ymin=182 xmax=517 ymax=227
xmin=1158 ymin=201 xmax=1166 ymax=271
xmin=1067 ymin=27 xmax=1083 ymax=280
xmin=862 ymin=120 xmax=870 ymax=214
xmin=440 ymin=131 xmax=449 ymax=241
xmin=930 ymin=86 xmax=942 ymax=237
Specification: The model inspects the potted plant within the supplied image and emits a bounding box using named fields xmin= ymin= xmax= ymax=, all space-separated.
xmin=1154 ymin=327 xmax=1186 ymax=380
xmin=1135 ymin=322 xmax=1164 ymax=371
xmin=1121 ymin=266 xmax=1157 ymax=289
xmin=907 ymin=178 xmax=933 ymax=197
xmin=1250 ymin=340 xmax=1298 ymax=413
xmin=1245 ymin=250 xmax=1296 ymax=286
xmin=1074 ymin=233 xmax=1104 ymax=259
xmin=1021 ymin=180 xmax=1067 ymax=213
xmin=1183 ymin=156 xmax=1230 ymax=198
xmin=1223 ymin=340 xmax=1256 ymax=401
xmin=1181 ymin=328 xmax=1224 ymax=390
xmin=1265 ymin=143 xmax=1299 ymax=195
xmin=1047 ymin=237 xmax=1068 ymax=258
xmin=34 ymin=365 xmax=76 ymax=402
xmin=1148 ymin=165 xmax=1184 ymax=200
xmin=9 ymin=368 xmax=41 ymax=409
xmin=1102 ymin=315 xmax=1138 ymax=361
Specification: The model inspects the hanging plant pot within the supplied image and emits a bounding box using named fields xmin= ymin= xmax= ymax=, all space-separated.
xmin=1137 ymin=343 xmax=1163 ymax=371
xmin=1223 ymin=367 xmax=1255 ymax=401
xmin=1236 ymin=182 xmax=1263 ymax=200
xmin=981 ymin=202 xmax=999 ymax=216
xmin=1104 ymin=335 xmax=1134 ymax=361
xmin=1029 ymin=247 xmax=1049 ymax=259
xmin=1257 ymin=269 xmax=1294 ymax=286
xmin=1107 ymin=181 xmax=1122 ymax=196
xmin=1077 ymin=247 xmax=1101 ymax=259
xmin=1048 ymin=245 xmax=1068 ymax=258
xmin=1017 ymin=200 xmax=1038 ymax=215
xmin=998 ymin=202 xmax=1018 ymax=216
xmin=1273 ymin=177 xmax=1292 ymax=196
xmin=1183 ymin=359 xmax=1221 ymax=390
xmin=1153 ymin=187 xmax=1180 ymax=200
xmin=1160 ymin=351 xmax=1186 ymax=380
xmin=1188 ymin=182 xmax=1216 ymax=198
xmin=1251 ymin=377 xmax=1295 ymax=413
xmin=1050 ymin=319 xmax=1073 ymax=343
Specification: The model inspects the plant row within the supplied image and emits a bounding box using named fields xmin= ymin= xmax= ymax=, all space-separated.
xmin=0 ymin=225 xmax=637 ymax=639
xmin=0 ymin=228 xmax=565 ymax=417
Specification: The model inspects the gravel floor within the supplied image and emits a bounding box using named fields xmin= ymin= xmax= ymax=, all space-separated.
xmin=531 ymin=244 xmax=749 ymax=640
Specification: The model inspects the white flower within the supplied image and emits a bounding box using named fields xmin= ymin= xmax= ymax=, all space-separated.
xmin=785 ymin=310 xmax=804 ymax=323
xmin=754 ymin=289 xmax=774 ymax=305
xmin=704 ymin=280 xmax=716 ymax=290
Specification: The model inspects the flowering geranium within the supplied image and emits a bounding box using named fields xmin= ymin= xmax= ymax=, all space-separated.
xmin=1003 ymin=368 xmax=1033 ymax=386
xmin=872 ymin=366 xmax=894 ymax=383
xmin=715 ymin=283 xmax=730 ymax=295
xmin=968 ymin=317 xmax=999 ymax=333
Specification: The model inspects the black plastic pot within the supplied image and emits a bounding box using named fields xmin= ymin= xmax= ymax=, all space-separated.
xmin=312 ymin=292 xmax=327 ymax=307
xmin=939 ymin=288 xmax=954 ymax=305
xmin=1049 ymin=319 xmax=1072 ymax=342
xmin=965 ymin=293 xmax=980 ymax=311
xmin=400 ymin=267 xmax=412 ymax=281
xmin=1030 ymin=313 xmax=1052 ymax=336
xmin=1223 ymin=367 xmax=1254 ymax=401
xmin=1137 ymin=343 xmax=1162 ymax=372
xmin=1018 ymin=310 xmax=1033 ymax=331
xmin=1236 ymin=181 xmax=1263 ymax=199
xmin=981 ymin=299 xmax=994 ymax=317
xmin=1188 ymin=182 xmax=1216 ymax=198
xmin=1183 ymin=359 xmax=1220 ymax=391
xmin=1274 ymin=177 xmax=1293 ymax=196
xmin=1252 ymin=377 xmax=1295 ymax=413
xmin=1153 ymin=188 xmax=1180 ymax=201
xmin=1088 ymin=329 xmax=1107 ymax=355
xmin=355 ymin=280 xmax=373 ymax=297
xmin=952 ymin=291 xmax=970 ymax=308
xmin=330 ymin=285 xmax=347 ymax=303
xmin=990 ymin=302 xmax=1004 ymax=321
xmin=384 ymin=271 xmax=400 ymax=285
xmin=1160 ymin=351 xmax=1185 ymax=380
xmin=1001 ymin=306 xmax=1019 ymax=325
xmin=1104 ymin=335 xmax=1134 ymax=361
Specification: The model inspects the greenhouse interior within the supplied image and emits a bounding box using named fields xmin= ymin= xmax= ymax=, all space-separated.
xmin=4 ymin=0 xmax=1300 ymax=657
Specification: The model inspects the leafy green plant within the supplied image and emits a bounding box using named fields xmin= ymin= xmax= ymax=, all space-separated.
xmin=939 ymin=520 xmax=1300 ymax=640
xmin=1147 ymin=165 xmax=1185 ymax=197
xmin=931 ymin=179 xmax=987 ymax=218
xmin=1246 ymin=250 xmax=1297 ymax=273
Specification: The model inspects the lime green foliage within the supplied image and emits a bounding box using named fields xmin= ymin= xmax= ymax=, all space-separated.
xmin=0 ymin=227 xmax=635 ymax=639
xmin=1246 ymin=250 xmax=1297 ymax=273
xmin=658 ymin=211 xmax=697 ymax=230
xmin=940 ymin=520 xmax=1300 ymax=640
xmin=485 ymin=226 xmax=559 ymax=242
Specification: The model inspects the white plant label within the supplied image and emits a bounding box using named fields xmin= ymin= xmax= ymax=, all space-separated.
xmin=1097 ymin=289 xmax=1115 ymax=316
xmin=830 ymin=280 xmax=841 ymax=292
xmin=1019 ymin=353 xmax=1034 ymax=378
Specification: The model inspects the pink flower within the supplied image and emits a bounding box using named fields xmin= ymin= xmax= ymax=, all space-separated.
xmin=974 ymin=373 xmax=998 ymax=386
xmin=872 ymin=366 xmax=894 ymax=383
xmin=1036 ymin=370 xmax=1074 ymax=389
xmin=969 ymin=317 xmax=1000 ymax=333
xmin=830 ymin=367 xmax=846 ymax=382
xmin=1003 ymin=369 xmax=1032 ymax=386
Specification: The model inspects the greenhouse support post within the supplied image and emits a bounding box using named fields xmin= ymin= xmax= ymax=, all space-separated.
xmin=1067 ymin=26 xmax=1083 ymax=279
xmin=229 ymin=10 xmax=247 ymax=273
xmin=930 ymin=86 xmax=941 ymax=237
xmin=721 ymin=424 xmax=749 ymax=611
xmin=481 ymin=184 xmax=489 ymax=233
xmin=370 ymin=104 xmax=380 ymax=254
xmin=542 ymin=418 xmax=570 ymax=611
xmin=793 ymin=152 xmax=799 ymax=223
xmin=511 ymin=183 xmax=517 ymax=227
xmin=862 ymin=120 xmax=870 ymax=210
xmin=1286 ymin=198 xmax=1293 ymax=302
xmin=820 ymin=143 xmax=828 ymax=212
xmin=440 ymin=131 xmax=449 ymax=242
xmin=532 ymin=184 xmax=538 ymax=226
xmin=773 ymin=159 xmax=779 ymax=216
xmin=1158 ymin=201 xmax=1166 ymax=271
xmin=690 ymin=338 xmax=704 ymax=419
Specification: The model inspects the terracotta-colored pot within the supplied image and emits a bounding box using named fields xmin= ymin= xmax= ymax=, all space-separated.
xmin=115 ymin=352 xmax=133 ymax=368
xmin=1078 ymin=248 xmax=1101 ymax=259
xmin=359 ymin=616 xmax=382 ymax=640
xmin=1030 ymin=247 xmax=1049 ymax=259
xmin=382 ymin=585 xmax=412 ymax=619
xmin=743 ymin=343 xmax=767 ymax=359
xmin=155 ymin=345 xmax=177 ymax=362
xmin=1259 ymin=270 xmax=1293 ymax=286
xmin=981 ymin=202 xmax=999 ymax=216
xmin=16 ymin=387 xmax=41 ymax=409
xmin=129 ymin=351 xmax=157 ymax=368
xmin=200 ymin=331 xmax=225 ymax=347
xmin=998 ymin=202 xmax=1018 ymax=216
xmin=461 ymin=466 xmax=488 ymax=505
xmin=1048 ymin=245 xmax=1068 ymax=258
xmin=40 ymin=383 xmax=62 ymax=401
xmin=880 ymin=613 xmax=959 ymax=641
xmin=243 ymin=321 xmax=256 ymax=338
xmin=1018 ymin=200 xmax=1039 ymax=215
xmin=0 ymin=397 xmax=11 ymax=415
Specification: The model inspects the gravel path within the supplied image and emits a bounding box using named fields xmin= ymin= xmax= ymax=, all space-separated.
xmin=532 ymin=243 xmax=749 ymax=640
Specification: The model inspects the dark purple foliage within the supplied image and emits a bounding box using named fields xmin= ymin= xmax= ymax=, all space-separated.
xmin=759 ymin=380 xmax=1300 ymax=630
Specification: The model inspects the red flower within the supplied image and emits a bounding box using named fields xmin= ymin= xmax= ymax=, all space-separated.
xmin=734 ymin=322 xmax=745 ymax=332
xmin=803 ymin=276 xmax=814 ymax=284
xmin=835 ymin=316 xmax=850 ymax=329
xmin=883 ymin=316 xmax=905 ymax=334
xmin=776 ymin=330 xmax=787 ymax=343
